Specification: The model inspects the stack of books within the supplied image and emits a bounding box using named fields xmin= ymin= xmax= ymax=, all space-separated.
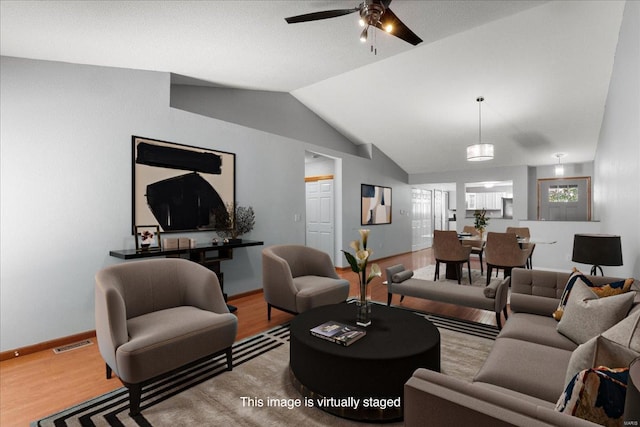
xmin=310 ymin=321 xmax=366 ymax=346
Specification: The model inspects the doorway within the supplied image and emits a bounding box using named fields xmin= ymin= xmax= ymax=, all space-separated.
xmin=411 ymin=183 xmax=456 ymax=251
xmin=305 ymin=151 xmax=337 ymax=263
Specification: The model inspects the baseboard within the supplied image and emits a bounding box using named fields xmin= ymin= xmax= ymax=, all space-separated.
xmin=0 ymin=330 xmax=96 ymax=362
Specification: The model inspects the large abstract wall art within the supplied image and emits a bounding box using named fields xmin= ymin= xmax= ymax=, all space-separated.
xmin=361 ymin=184 xmax=392 ymax=225
xmin=132 ymin=136 xmax=235 ymax=233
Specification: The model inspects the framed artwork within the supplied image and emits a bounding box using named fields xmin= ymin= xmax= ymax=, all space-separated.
xmin=132 ymin=136 xmax=236 ymax=233
xmin=135 ymin=225 xmax=161 ymax=251
xmin=361 ymin=184 xmax=392 ymax=225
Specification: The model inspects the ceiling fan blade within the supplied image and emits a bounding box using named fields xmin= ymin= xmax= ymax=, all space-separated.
xmin=285 ymin=8 xmax=359 ymax=24
xmin=377 ymin=7 xmax=423 ymax=46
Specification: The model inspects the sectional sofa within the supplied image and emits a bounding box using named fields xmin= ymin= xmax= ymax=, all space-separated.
xmin=404 ymin=267 xmax=639 ymax=426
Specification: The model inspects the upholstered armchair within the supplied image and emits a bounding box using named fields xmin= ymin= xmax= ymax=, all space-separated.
xmin=461 ymin=225 xmax=485 ymax=274
xmin=262 ymin=245 xmax=350 ymax=320
xmin=484 ymin=232 xmax=534 ymax=285
xmin=95 ymin=258 xmax=238 ymax=416
xmin=433 ymin=230 xmax=472 ymax=284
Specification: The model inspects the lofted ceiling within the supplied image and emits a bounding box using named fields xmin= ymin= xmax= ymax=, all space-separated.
xmin=0 ymin=1 xmax=626 ymax=174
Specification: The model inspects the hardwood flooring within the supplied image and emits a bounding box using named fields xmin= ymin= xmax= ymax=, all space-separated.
xmin=0 ymin=248 xmax=498 ymax=426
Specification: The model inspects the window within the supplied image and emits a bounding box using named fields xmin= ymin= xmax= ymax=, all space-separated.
xmin=548 ymin=185 xmax=578 ymax=203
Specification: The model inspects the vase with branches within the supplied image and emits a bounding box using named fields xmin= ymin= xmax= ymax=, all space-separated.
xmin=216 ymin=203 xmax=255 ymax=242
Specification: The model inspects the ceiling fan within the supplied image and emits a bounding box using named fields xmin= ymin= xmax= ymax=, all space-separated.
xmin=284 ymin=0 xmax=423 ymax=46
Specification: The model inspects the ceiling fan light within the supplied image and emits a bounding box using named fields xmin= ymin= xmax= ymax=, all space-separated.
xmin=385 ymin=24 xmax=393 ymax=33
xmin=467 ymin=143 xmax=494 ymax=161
xmin=360 ymin=26 xmax=368 ymax=42
xmin=359 ymin=18 xmax=365 ymax=27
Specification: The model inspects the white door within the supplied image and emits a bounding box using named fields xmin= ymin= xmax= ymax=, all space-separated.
xmin=306 ymin=179 xmax=335 ymax=262
xmin=412 ymin=189 xmax=433 ymax=251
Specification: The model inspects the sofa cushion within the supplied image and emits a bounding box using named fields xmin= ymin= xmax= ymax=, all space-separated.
xmin=556 ymin=366 xmax=629 ymax=426
xmin=553 ymin=269 xmax=634 ymax=321
xmin=118 ymin=306 xmax=238 ymax=383
xmin=474 ymin=337 xmax=573 ymax=402
xmin=556 ymin=280 xmax=635 ymax=345
xmin=498 ymin=313 xmax=577 ymax=351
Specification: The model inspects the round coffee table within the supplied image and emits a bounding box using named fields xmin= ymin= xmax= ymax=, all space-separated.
xmin=289 ymin=303 xmax=440 ymax=422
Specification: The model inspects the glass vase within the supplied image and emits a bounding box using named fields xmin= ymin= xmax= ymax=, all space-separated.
xmin=356 ymin=279 xmax=371 ymax=327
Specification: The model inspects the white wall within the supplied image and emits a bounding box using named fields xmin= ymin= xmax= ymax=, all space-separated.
xmin=593 ymin=0 xmax=640 ymax=279
xmin=0 ymin=57 xmax=412 ymax=351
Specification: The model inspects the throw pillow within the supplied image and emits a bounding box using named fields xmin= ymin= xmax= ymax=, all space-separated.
xmin=556 ymin=366 xmax=629 ymax=427
xmin=553 ymin=268 xmax=593 ymax=321
xmin=553 ymin=269 xmax=634 ymax=321
xmin=392 ymin=270 xmax=414 ymax=283
xmin=564 ymin=310 xmax=640 ymax=386
xmin=556 ymin=280 xmax=635 ymax=345
xmin=564 ymin=335 xmax=639 ymax=387
xmin=591 ymin=278 xmax=634 ymax=298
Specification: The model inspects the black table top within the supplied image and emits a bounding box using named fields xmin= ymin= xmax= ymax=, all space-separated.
xmin=109 ymin=239 xmax=264 ymax=259
xmin=290 ymin=303 xmax=440 ymax=361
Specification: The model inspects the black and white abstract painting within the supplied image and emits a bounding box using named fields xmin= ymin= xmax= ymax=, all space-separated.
xmin=132 ymin=136 xmax=235 ymax=233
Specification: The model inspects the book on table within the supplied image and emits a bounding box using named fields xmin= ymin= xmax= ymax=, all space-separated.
xmin=310 ymin=321 xmax=366 ymax=346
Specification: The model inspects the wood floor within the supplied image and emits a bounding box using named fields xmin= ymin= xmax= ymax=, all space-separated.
xmin=0 ymin=248 xmax=499 ymax=426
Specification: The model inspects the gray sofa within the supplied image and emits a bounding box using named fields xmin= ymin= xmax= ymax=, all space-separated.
xmin=404 ymin=267 xmax=639 ymax=426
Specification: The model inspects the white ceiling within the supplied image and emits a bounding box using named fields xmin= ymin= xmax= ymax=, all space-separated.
xmin=0 ymin=1 xmax=626 ymax=175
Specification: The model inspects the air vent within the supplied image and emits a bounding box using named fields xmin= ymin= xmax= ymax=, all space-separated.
xmin=53 ymin=339 xmax=93 ymax=354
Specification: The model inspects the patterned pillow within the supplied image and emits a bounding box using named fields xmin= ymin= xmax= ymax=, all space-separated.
xmin=554 ymin=268 xmax=593 ymax=321
xmin=556 ymin=366 xmax=629 ymax=426
xmin=553 ymin=268 xmax=634 ymax=321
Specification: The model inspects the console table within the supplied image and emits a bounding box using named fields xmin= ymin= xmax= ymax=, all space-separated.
xmin=109 ymin=239 xmax=264 ymax=311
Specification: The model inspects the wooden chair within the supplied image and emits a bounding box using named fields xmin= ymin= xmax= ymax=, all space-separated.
xmin=433 ymin=230 xmax=472 ymax=284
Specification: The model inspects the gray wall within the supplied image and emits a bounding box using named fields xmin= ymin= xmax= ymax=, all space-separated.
xmin=593 ymin=0 xmax=640 ymax=279
xmin=0 ymin=57 xmax=412 ymax=351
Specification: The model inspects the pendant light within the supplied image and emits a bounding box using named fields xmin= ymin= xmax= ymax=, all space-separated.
xmin=554 ymin=153 xmax=566 ymax=176
xmin=467 ymin=96 xmax=494 ymax=162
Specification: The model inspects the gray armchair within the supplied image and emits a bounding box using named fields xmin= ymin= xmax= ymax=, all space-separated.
xmin=95 ymin=258 xmax=238 ymax=416
xmin=262 ymin=245 xmax=350 ymax=320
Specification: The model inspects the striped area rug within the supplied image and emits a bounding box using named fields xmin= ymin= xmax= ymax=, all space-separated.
xmin=32 ymin=311 xmax=495 ymax=426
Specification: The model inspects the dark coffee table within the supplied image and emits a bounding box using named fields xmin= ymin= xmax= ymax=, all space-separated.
xmin=289 ymin=303 xmax=440 ymax=422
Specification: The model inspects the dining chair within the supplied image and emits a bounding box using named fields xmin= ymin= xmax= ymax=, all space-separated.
xmin=433 ymin=230 xmax=472 ymax=284
xmin=506 ymin=227 xmax=534 ymax=268
xmin=461 ymin=225 xmax=485 ymax=274
xmin=484 ymin=232 xmax=533 ymax=285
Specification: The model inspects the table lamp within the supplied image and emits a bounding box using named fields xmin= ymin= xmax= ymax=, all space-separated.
xmin=571 ymin=234 xmax=623 ymax=276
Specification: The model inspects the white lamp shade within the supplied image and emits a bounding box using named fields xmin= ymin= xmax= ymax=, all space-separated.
xmin=467 ymin=143 xmax=494 ymax=161
xmin=555 ymin=164 xmax=564 ymax=176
